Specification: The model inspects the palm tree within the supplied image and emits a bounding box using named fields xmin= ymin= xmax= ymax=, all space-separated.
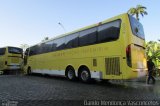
xmin=20 ymin=44 xmax=29 ymax=52
xmin=20 ymin=44 xmax=29 ymax=60
xmin=42 ymin=37 xmax=49 ymax=42
xmin=128 ymin=5 xmax=148 ymax=20
xmin=146 ymin=41 xmax=160 ymax=68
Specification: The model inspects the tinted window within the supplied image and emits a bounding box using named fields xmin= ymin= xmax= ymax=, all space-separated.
xmin=8 ymin=47 xmax=23 ymax=54
xmin=52 ymin=37 xmax=66 ymax=51
xmin=98 ymin=20 xmax=121 ymax=43
xmin=36 ymin=45 xmax=42 ymax=54
xmin=65 ymin=33 xmax=79 ymax=49
xmin=0 ymin=48 xmax=6 ymax=55
xmin=79 ymin=27 xmax=97 ymax=46
xmin=39 ymin=43 xmax=46 ymax=54
xmin=29 ymin=46 xmax=38 ymax=56
xmin=45 ymin=41 xmax=54 ymax=52
xmin=38 ymin=41 xmax=53 ymax=54
xmin=52 ymin=41 xmax=57 ymax=51
xmin=28 ymin=20 xmax=122 ymax=55
xmin=129 ymin=15 xmax=145 ymax=39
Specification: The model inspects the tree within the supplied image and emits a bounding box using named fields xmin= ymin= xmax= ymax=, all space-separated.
xmin=146 ymin=41 xmax=160 ymax=68
xmin=128 ymin=5 xmax=148 ymax=20
xmin=20 ymin=44 xmax=29 ymax=64
xmin=20 ymin=44 xmax=29 ymax=52
xmin=42 ymin=37 xmax=49 ymax=42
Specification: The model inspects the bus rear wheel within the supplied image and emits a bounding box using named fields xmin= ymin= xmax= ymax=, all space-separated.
xmin=66 ymin=67 xmax=76 ymax=81
xmin=79 ymin=67 xmax=91 ymax=83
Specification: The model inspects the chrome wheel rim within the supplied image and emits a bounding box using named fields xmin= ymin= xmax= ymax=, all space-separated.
xmin=81 ymin=70 xmax=89 ymax=81
xmin=68 ymin=70 xmax=74 ymax=79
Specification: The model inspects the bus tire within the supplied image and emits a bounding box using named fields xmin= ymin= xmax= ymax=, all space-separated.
xmin=79 ymin=67 xmax=91 ymax=83
xmin=66 ymin=67 xmax=76 ymax=81
xmin=27 ymin=67 xmax=31 ymax=75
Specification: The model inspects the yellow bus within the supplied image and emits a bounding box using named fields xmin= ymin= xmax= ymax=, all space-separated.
xmin=0 ymin=46 xmax=23 ymax=73
xmin=25 ymin=13 xmax=147 ymax=82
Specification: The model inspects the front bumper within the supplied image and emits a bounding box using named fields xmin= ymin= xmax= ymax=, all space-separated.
xmin=132 ymin=68 xmax=147 ymax=78
xmin=7 ymin=65 xmax=21 ymax=70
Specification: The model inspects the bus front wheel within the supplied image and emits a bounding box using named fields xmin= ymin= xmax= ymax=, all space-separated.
xmin=66 ymin=67 xmax=76 ymax=81
xmin=27 ymin=67 xmax=31 ymax=75
xmin=79 ymin=67 xmax=91 ymax=83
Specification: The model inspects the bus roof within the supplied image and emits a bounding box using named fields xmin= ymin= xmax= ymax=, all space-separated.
xmin=31 ymin=13 xmax=128 ymax=47
xmin=0 ymin=46 xmax=22 ymax=49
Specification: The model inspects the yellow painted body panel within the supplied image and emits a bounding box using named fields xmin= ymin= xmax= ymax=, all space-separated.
xmin=26 ymin=13 xmax=147 ymax=80
xmin=0 ymin=54 xmax=6 ymax=70
xmin=0 ymin=47 xmax=23 ymax=72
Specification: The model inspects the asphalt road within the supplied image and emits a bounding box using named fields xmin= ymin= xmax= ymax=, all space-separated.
xmin=0 ymin=74 xmax=160 ymax=106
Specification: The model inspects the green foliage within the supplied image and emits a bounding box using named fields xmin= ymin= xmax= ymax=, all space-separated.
xmin=128 ymin=5 xmax=148 ymax=20
xmin=20 ymin=44 xmax=29 ymax=52
xmin=42 ymin=37 xmax=49 ymax=42
xmin=146 ymin=41 xmax=160 ymax=68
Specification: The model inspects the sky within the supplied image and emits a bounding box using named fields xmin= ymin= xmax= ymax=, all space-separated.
xmin=0 ymin=0 xmax=159 ymax=47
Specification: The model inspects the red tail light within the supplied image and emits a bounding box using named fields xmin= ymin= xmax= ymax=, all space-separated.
xmin=126 ymin=44 xmax=132 ymax=67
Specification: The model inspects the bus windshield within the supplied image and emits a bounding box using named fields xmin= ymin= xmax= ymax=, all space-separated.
xmin=8 ymin=47 xmax=23 ymax=54
xmin=0 ymin=48 xmax=6 ymax=55
xmin=129 ymin=15 xmax=145 ymax=39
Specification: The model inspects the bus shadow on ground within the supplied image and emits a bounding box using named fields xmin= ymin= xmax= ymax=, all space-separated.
xmin=29 ymin=73 xmax=134 ymax=89
xmin=1 ymin=70 xmax=23 ymax=75
xmin=27 ymin=73 xmax=157 ymax=91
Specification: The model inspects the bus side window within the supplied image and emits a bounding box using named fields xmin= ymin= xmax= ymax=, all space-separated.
xmin=45 ymin=41 xmax=53 ymax=53
xmin=29 ymin=46 xmax=38 ymax=56
xmin=65 ymin=33 xmax=79 ymax=49
xmin=52 ymin=41 xmax=57 ymax=51
xmin=52 ymin=37 xmax=65 ymax=51
xmin=41 ymin=43 xmax=51 ymax=53
xmin=29 ymin=50 xmax=33 ymax=56
xmin=98 ymin=20 xmax=121 ymax=43
xmin=79 ymin=27 xmax=97 ymax=47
